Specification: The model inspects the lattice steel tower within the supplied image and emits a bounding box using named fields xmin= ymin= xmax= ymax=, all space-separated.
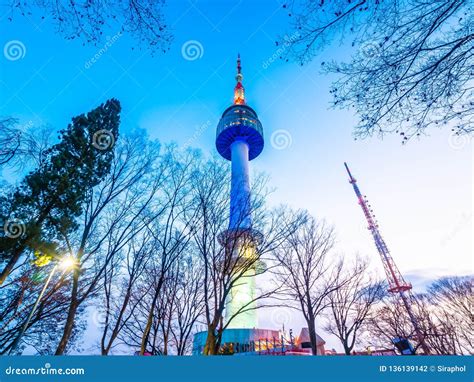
xmin=344 ymin=162 xmax=430 ymax=354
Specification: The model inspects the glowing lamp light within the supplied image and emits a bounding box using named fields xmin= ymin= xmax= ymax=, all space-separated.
xmin=59 ymin=256 xmax=76 ymax=270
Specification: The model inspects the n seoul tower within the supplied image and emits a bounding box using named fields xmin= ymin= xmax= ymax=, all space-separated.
xmin=216 ymin=54 xmax=264 ymax=328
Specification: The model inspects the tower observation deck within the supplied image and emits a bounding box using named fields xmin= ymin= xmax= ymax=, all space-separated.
xmin=216 ymin=54 xmax=264 ymax=232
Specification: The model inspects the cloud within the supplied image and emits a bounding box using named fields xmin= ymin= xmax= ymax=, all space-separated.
xmin=404 ymin=268 xmax=473 ymax=292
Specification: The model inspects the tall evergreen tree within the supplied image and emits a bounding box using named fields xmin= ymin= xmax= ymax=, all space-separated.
xmin=0 ymin=99 xmax=121 ymax=285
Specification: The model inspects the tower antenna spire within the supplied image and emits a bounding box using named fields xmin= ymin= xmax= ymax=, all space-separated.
xmin=344 ymin=162 xmax=430 ymax=355
xmin=234 ymin=54 xmax=245 ymax=105
xmin=344 ymin=162 xmax=355 ymax=183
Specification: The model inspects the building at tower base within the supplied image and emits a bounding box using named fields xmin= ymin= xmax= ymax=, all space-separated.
xmin=192 ymin=328 xmax=326 ymax=356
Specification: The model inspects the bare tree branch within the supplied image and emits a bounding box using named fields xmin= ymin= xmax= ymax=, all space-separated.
xmin=283 ymin=0 xmax=473 ymax=140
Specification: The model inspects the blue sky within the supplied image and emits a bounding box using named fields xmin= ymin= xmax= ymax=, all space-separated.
xmin=1 ymin=0 xmax=472 ymax=353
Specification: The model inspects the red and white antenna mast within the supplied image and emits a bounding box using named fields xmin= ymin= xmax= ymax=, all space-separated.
xmin=344 ymin=162 xmax=430 ymax=354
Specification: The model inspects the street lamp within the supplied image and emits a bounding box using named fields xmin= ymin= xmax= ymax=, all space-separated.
xmin=58 ymin=256 xmax=75 ymax=271
xmin=8 ymin=255 xmax=76 ymax=355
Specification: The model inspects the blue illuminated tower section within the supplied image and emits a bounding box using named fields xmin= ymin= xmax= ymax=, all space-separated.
xmin=216 ymin=55 xmax=264 ymax=328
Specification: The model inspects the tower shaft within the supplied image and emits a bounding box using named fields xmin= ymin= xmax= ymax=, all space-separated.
xmin=225 ymin=244 xmax=257 ymax=328
xmin=226 ymin=140 xmax=256 ymax=327
xmin=344 ymin=163 xmax=430 ymax=354
xmin=230 ymin=140 xmax=252 ymax=229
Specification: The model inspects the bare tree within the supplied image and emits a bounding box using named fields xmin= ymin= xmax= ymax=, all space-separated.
xmin=0 ymin=118 xmax=21 ymax=166
xmin=136 ymin=149 xmax=200 ymax=355
xmin=5 ymin=0 xmax=171 ymax=53
xmin=54 ymin=133 xmax=165 ymax=354
xmin=118 ymin=267 xmax=163 ymax=355
xmin=428 ymin=276 xmax=472 ymax=322
xmin=412 ymin=294 xmax=463 ymax=355
xmin=167 ymin=256 xmax=205 ymax=355
xmin=364 ymin=276 xmax=473 ymax=355
xmin=273 ymin=216 xmax=342 ymax=355
xmin=283 ymin=0 xmax=473 ymax=139
xmin=324 ymin=256 xmax=384 ymax=355
xmin=425 ymin=276 xmax=473 ymax=354
xmin=188 ymin=158 xmax=306 ymax=355
xmin=0 ymin=119 xmax=53 ymax=169
xmin=99 ymin=235 xmax=152 ymax=355
xmin=0 ymin=262 xmax=76 ymax=354
xmin=364 ymin=293 xmax=438 ymax=354
xmin=141 ymin=255 xmax=205 ymax=356
xmin=113 ymin=151 xmax=211 ymax=356
xmin=364 ymin=295 xmax=416 ymax=352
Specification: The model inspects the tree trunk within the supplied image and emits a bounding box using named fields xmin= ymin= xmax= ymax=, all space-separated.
xmin=140 ymin=300 xmax=157 ymax=354
xmin=101 ymin=286 xmax=132 ymax=356
xmin=163 ymin=332 xmax=168 ymax=355
xmin=344 ymin=344 xmax=351 ymax=355
xmin=0 ymin=248 xmax=22 ymax=285
xmin=307 ymin=317 xmax=319 ymax=355
xmin=140 ymin=277 xmax=164 ymax=355
xmin=55 ymin=299 xmax=78 ymax=355
xmin=55 ymin=269 xmax=80 ymax=355
xmin=203 ymin=327 xmax=218 ymax=355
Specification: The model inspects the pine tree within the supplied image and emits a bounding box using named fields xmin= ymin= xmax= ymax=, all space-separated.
xmin=0 ymin=99 xmax=121 ymax=285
